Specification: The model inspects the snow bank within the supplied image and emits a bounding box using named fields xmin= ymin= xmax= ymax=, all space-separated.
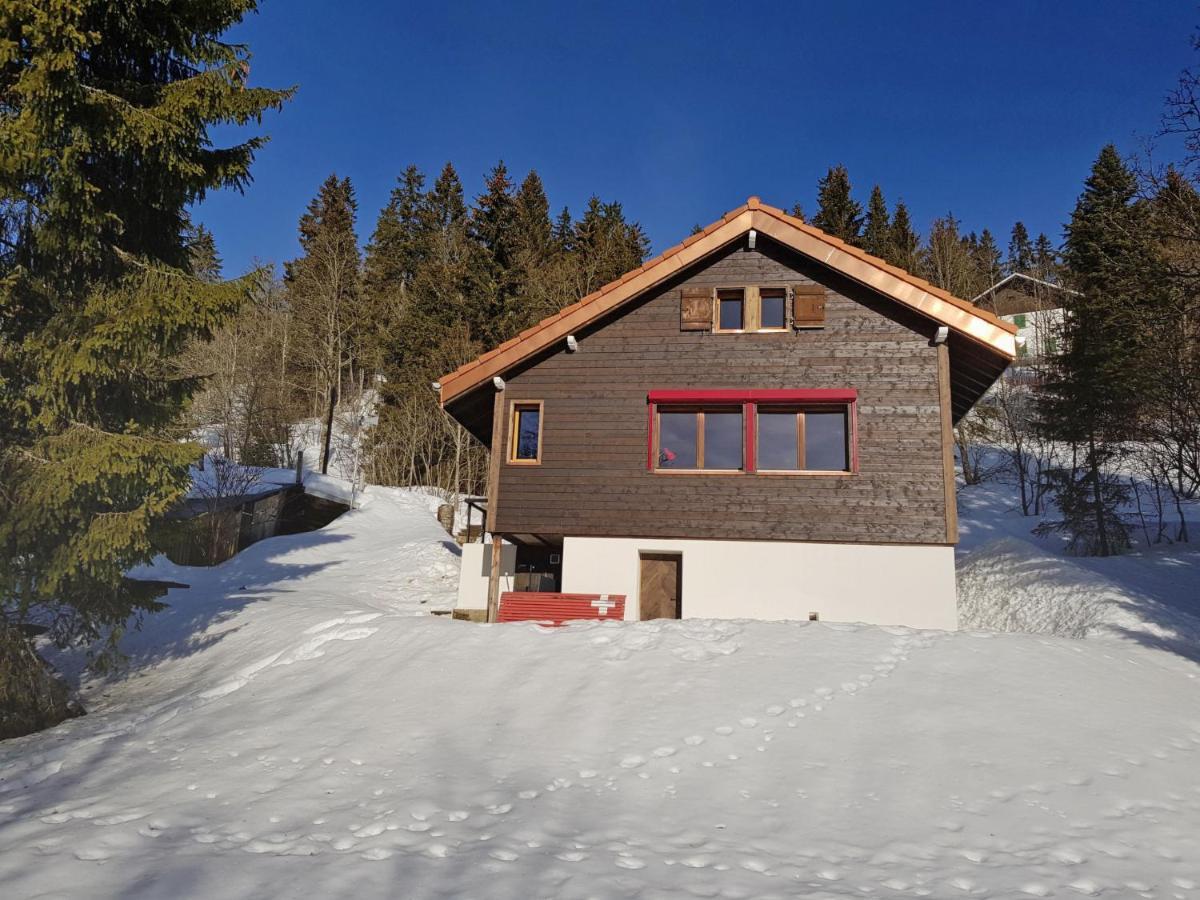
xmin=955 ymin=481 xmax=1200 ymax=658
xmin=3 ymin=486 xmax=1200 ymax=897
xmin=959 ymin=535 xmax=1200 ymax=646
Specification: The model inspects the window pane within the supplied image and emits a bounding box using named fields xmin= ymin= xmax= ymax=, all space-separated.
xmin=658 ymin=412 xmax=697 ymax=468
xmin=760 ymin=292 xmax=786 ymax=329
xmin=757 ymin=411 xmax=798 ymax=469
xmin=804 ymin=410 xmax=848 ymax=471
xmin=514 ymin=408 xmax=540 ymax=459
xmin=718 ymin=297 xmax=743 ymax=330
xmin=703 ymin=411 xmax=743 ymax=470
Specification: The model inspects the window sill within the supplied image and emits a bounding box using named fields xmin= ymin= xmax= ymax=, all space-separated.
xmin=652 ymin=468 xmax=745 ymax=476
xmin=651 ymin=469 xmax=855 ymax=477
xmin=710 ymin=328 xmax=790 ymax=334
xmin=507 ymin=459 xmax=542 ymax=466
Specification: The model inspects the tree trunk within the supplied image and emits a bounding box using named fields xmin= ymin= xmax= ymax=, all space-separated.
xmin=320 ymin=381 xmax=337 ymax=475
xmin=1088 ymin=434 xmax=1111 ymax=556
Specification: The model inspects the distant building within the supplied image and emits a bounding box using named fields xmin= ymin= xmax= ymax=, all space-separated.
xmin=971 ymin=274 xmax=1077 ymax=383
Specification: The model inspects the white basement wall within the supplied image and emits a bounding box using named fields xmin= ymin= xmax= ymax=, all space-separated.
xmin=456 ymin=541 xmax=517 ymax=611
xmin=561 ymin=537 xmax=958 ymax=630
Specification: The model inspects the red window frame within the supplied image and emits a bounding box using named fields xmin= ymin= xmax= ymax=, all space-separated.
xmin=646 ymin=389 xmax=858 ymax=475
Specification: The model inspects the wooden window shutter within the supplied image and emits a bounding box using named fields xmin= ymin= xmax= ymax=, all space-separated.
xmin=791 ymin=283 xmax=827 ymax=328
xmin=680 ymin=287 xmax=713 ymax=331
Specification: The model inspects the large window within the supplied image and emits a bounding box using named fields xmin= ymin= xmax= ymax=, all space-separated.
xmin=509 ymin=401 xmax=543 ymax=464
xmin=656 ymin=408 xmax=743 ymax=471
xmin=648 ymin=390 xmax=856 ymax=475
xmin=756 ymin=408 xmax=849 ymax=472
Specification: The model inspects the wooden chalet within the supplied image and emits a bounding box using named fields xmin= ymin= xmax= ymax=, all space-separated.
xmin=441 ymin=198 xmax=1016 ymax=628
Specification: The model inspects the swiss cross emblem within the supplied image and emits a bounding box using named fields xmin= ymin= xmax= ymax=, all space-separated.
xmin=590 ymin=594 xmax=616 ymax=616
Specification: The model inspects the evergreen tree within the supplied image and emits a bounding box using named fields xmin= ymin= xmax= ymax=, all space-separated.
xmin=504 ymin=170 xmax=565 ymax=334
xmin=789 ymin=202 xmax=807 ymax=223
xmin=1032 ymin=233 xmax=1058 ymax=282
xmin=513 ymin=171 xmax=554 ymax=267
xmin=861 ymin=185 xmax=891 ymax=257
xmin=553 ymin=207 xmax=574 ymax=253
xmin=473 ymin=161 xmax=518 ymax=276
xmin=1007 ymin=221 xmax=1034 ymax=275
xmin=572 ymin=196 xmax=650 ymax=295
xmin=1038 ymin=145 xmax=1147 ymax=555
xmin=0 ymin=1 xmax=289 ymax=658
xmin=400 ymin=163 xmax=493 ymax=365
xmin=887 ymin=201 xmax=921 ymax=272
xmin=811 ymin=165 xmax=863 ymax=244
xmin=285 ymin=175 xmax=363 ymax=474
xmin=972 ymin=228 xmax=1003 ymax=292
xmin=187 ymin=224 xmax=223 ymax=283
xmin=364 ymin=165 xmax=427 ymax=309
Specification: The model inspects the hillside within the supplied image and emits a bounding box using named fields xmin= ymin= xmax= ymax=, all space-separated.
xmin=1 ymin=486 xmax=1199 ymax=898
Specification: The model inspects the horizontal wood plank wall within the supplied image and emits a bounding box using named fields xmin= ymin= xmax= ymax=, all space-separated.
xmin=495 ymin=239 xmax=948 ymax=545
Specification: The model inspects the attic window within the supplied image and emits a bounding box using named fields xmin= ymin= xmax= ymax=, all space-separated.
xmin=759 ymin=289 xmax=787 ymax=330
xmin=716 ymin=290 xmax=744 ymax=332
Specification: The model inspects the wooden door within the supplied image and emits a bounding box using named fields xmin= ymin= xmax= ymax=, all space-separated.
xmin=639 ymin=553 xmax=681 ymax=620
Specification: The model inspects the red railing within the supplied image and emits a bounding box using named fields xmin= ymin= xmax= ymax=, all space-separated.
xmin=498 ymin=592 xmax=626 ymax=626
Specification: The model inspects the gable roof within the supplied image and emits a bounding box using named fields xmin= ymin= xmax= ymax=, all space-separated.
xmin=971 ymin=272 xmax=1078 ymax=318
xmin=439 ymin=197 xmax=1017 ymax=407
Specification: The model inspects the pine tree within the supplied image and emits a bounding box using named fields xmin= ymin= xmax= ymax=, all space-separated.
xmin=789 ymin=203 xmax=807 ymax=223
xmin=473 ymin=161 xmax=518 ymax=277
xmin=1032 ymin=233 xmax=1058 ymax=282
xmin=811 ymin=165 xmax=863 ymax=244
xmin=399 ymin=163 xmax=493 ymax=366
xmin=1038 ymin=145 xmax=1147 ymax=555
xmin=364 ymin=165 xmax=427 ymax=310
xmin=572 ymin=196 xmax=650 ymax=295
xmin=0 ymin=1 xmax=289 ymax=662
xmin=504 ymin=170 xmax=565 ymax=334
xmin=553 ymin=207 xmax=574 ymax=253
xmin=972 ymin=228 xmax=1003 ymax=293
xmin=187 ymin=224 xmax=223 ymax=283
xmin=887 ymin=201 xmax=921 ymax=272
xmin=861 ymin=185 xmax=891 ymax=257
xmin=1007 ymin=222 xmax=1034 ymax=275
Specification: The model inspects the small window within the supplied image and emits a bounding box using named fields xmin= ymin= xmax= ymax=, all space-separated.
xmin=759 ymin=289 xmax=787 ymax=330
xmin=756 ymin=407 xmax=850 ymax=472
xmin=716 ymin=289 xmax=744 ymax=331
xmin=656 ymin=408 xmax=743 ymax=471
xmin=509 ymin=402 xmax=542 ymax=463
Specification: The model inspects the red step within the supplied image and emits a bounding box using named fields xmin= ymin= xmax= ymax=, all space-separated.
xmin=498 ymin=592 xmax=626 ymax=626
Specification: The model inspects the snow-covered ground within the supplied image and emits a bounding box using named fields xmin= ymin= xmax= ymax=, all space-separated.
xmin=2 ymin=485 xmax=1200 ymax=898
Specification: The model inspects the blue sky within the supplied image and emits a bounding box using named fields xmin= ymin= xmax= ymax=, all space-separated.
xmin=197 ymin=1 xmax=1197 ymax=276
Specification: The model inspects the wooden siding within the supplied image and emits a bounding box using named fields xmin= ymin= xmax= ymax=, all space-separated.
xmin=493 ymin=238 xmax=951 ymax=545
